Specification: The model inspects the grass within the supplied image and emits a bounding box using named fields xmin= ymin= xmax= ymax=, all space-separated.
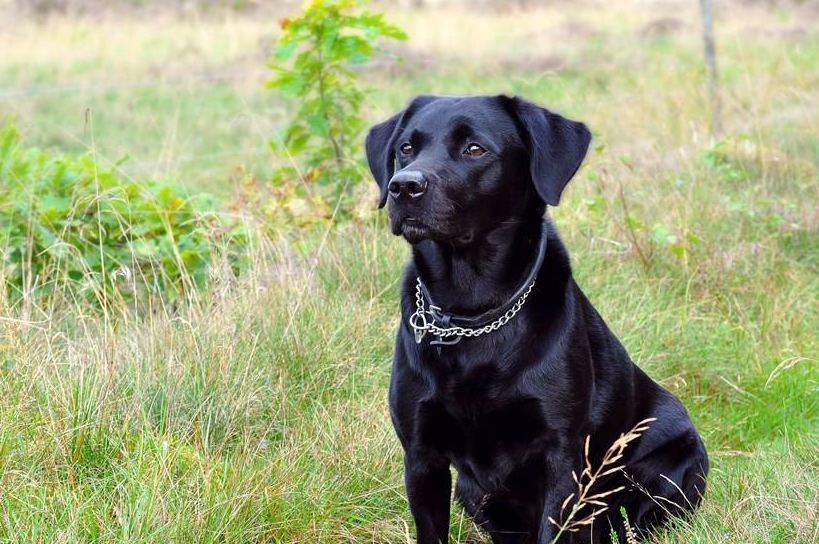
xmin=1 ymin=1 xmax=819 ymax=542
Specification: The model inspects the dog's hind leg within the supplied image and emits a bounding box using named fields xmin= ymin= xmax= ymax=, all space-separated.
xmin=607 ymin=429 xmax=708 ymax=541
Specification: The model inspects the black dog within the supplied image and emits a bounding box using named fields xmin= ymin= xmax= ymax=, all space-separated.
xmin=366 ymin=95 xmax=708 ymax=544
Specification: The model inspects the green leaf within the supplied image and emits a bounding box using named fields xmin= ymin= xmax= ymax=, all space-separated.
xmin=686 ymin=233 xmax=702 ymax=246
xmin=625 ymin=212 xmax=645 ymax=232
xmin=274 ymin=40 xmax=299 ymax=61
xmin=650 ymin=223 xmax=677 ymax=246
xmin=288 ymin=133 xmax=312 ymax=155
xmin=669 ymin=244 xmax=687 ymax=259
xmin=306 ymin=112 xmax=330 ymax=137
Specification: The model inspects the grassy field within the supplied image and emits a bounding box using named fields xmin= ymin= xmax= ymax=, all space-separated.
xmin=1 ymin=1 xmax=819 ymax=542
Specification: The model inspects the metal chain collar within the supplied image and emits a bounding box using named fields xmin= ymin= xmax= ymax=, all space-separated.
xmin=409 ymin=276 xmax=536 ymax=345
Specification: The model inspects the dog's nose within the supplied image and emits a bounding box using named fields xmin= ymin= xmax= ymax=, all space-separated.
xmin=388 ymin=170 xmax=427 ymax=200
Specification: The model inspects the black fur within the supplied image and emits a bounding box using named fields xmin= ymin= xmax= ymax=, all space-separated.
xmin=366 ymin=95 xmax=708 ymax=544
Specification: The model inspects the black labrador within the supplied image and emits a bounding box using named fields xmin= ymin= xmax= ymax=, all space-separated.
xmin=365 ymin=95 xmax=708 ymax=544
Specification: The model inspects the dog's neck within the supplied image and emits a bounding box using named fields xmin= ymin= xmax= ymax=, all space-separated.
xmin=411 ymin=216 xmax=547 ymax=315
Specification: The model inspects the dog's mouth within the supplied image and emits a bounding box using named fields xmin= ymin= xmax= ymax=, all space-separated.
xmin=395 ymin=217 xmax=431 ymax=244
xmin=393 ymin=216 xmax=475 ymax=245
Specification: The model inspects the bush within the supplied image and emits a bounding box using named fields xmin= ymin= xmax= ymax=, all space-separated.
xmin=265 ymin=0 xmax=406 ymax=226
xmin=0 ymin=124 xmax=246 ymax=306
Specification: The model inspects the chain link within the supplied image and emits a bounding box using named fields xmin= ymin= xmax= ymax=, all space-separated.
xmin=409 ymin=276 xmax=535 ymax=343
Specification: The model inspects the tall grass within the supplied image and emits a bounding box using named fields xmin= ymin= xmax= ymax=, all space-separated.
xmin=1 ymin=1 xmax=818 ymax=542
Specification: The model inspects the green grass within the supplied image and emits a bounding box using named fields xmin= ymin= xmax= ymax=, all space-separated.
xmin=1 ymin=2 xmax=819 ymax=542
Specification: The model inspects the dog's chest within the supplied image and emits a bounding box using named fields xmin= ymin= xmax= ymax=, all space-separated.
xmin=416 ymin=385 xmax=552 ymax=487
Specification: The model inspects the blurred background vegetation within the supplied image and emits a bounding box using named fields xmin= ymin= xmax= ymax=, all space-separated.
xmin=0 ymin=0 xmax=818 ymax=542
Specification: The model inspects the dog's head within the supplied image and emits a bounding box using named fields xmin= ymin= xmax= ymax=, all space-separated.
xmin=365 ymin=95 xmax=591 ymax=244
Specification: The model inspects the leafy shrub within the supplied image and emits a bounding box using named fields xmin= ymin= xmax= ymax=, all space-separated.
xmin=265 ymin=0 xmax=406 ymax=225
xmin=0 ymin=124 xmax=246 ymax=306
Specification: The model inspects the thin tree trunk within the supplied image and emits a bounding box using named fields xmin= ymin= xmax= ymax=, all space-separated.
xmin=699 ymin=0 xmax=721 ymax=136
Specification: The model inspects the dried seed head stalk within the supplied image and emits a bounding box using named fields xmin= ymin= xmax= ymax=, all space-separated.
xmin=621 ymin=506 xmax=638 ymax=544
xmin=548 ymin=418 xmax=657 ymax=544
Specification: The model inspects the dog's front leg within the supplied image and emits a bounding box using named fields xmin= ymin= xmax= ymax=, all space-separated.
xmin=404 ymin=454 xmax=451 ymax=544
xmin=536 ymin=455 xmax=582 ymax=544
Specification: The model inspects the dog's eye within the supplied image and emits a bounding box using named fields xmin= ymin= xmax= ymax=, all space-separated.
xmin=400 ymin=143 xmax=413 ymax=155
xmin=464 ymin=143 xmax=486 ymax=157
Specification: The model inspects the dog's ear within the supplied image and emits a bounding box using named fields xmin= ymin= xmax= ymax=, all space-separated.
xmin=365 ymin=95 xmax=439 ymax=208
xmin=503 ymin=96 xmax=591 ymax=206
